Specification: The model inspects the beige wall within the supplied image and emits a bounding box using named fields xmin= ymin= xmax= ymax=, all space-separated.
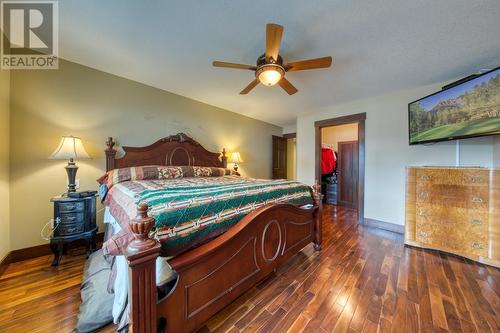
xmin=0 ymin=69 xmax=10 ymax=259
xmin=297 ymin=82 xmax=496 ymax=227
xmin=286 ymin=138 xmax=296 ymax=180
xmin=9 ymin=59 xmax=281 ymax=250
xmin=321 ymin=123 xmax=358 ymax=151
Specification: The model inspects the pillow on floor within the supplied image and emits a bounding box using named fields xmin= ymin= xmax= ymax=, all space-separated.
xmin=76 ymin=249 xmax=114 ymax=333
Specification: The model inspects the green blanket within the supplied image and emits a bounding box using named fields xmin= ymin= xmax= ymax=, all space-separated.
xmin=105 ymin=176 xmax=313 ymax=256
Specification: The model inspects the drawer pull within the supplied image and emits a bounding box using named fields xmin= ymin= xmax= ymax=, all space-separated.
xmin=64 ymin=204 xmax=76 ymax=211
xmin=63 ymin=216 xmax=76 ymax=222
xmin=471 ymin=176 xmax=484 ymax=183
xmin=420 ymin=175 xmax=430 ymax=181
xmin=418 ymin=210 xmax=430 ymax=216
xmin=471 ymin=197 xmax=483 ymax=203
xmin=471 ymin=219 xmax=483 ymax=225
xmin=471 ymin=242 xmax=483 ymax=249
xmin=418 ymin=231 xmax=428 ymax=238
xmin=418 ymin=191 xmax=429 ymax=199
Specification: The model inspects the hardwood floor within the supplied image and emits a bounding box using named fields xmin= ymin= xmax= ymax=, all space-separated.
xmin=1 ymin=205 xmax=499 ymax=332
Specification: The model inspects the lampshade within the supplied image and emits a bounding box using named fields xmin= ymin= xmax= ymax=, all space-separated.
xmin=49 ymin=136 xmax=91 ymax=160
xmin=230 ymin=152 xmax=243 ymax=164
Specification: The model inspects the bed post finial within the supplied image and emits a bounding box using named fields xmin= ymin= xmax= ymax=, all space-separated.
xmin=127 ymin=203 xmax=158 ymax=253
xmin=221 ymin=148 xmax=227 ymax=168
xmin=105 ymin=137 xmax=117 ymax=172
xmin=125 ymin=203 xmax=161 ymax=333
xmin=312 ymin=179 xmax=323 ymax=251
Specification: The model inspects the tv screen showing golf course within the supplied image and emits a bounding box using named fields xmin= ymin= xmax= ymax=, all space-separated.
xmin=409 ymin=67 xmax=500 ymax=145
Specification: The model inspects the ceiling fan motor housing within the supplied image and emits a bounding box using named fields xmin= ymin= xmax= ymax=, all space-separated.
xmin=257 ymin=54 xmax=283 ymax=66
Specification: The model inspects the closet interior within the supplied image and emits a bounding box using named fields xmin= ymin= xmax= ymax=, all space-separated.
xmin=320 ymin=123 xmax=359 ymax=208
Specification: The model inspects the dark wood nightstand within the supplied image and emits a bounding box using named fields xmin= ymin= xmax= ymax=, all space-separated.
xmin=50 ymin=194 xmax=98 ymax=266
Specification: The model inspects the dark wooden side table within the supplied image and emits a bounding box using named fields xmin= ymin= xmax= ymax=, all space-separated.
xmin=50 ymin=194 xmax=97 ymax=266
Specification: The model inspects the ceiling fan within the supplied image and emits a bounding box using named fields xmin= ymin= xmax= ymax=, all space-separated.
xmin=213 ymin=23 xmax=332 ymax=95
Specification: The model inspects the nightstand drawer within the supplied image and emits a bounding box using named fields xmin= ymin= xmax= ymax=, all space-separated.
xmin=56 ymin=223 xmax=84 ymax=236
xmin=58 ymin=212 xmax=84 ymax=224
xmin=58 ymin=201 xmax=84 ymax=213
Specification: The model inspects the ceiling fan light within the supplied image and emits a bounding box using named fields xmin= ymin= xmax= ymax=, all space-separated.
xmin=256 ymin=65 xmax=284 ymax=87
xmin=259 ymin=69 xmax=281 ymax=86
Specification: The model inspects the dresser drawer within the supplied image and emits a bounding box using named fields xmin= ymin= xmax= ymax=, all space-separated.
xmin=58 ymin=201 xmax=84 ymax=213
xmin=416 ymin=169 xmax=489 ymax=186
xmin=56 ymin=223 xmax=85 ymax=236
xmin=416 ymin=204 xmax=487 ymax=223
xmin=416 ymin=183 xmax=467 ymax=206
xmin=416 ymin=183 xmax=488 ymax=209
xmin=58 ymin=212 xmax=84 ymax=224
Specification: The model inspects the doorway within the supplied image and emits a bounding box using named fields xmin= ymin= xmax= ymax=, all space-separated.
xmin=314 ymin=113 xmax=366 ymax=224
xmin=272 ymin=135 xmax=287 ymax=179
xmin=272 ymin=133 xmax=297 ymax=180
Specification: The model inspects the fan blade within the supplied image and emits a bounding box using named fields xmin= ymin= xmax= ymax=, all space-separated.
xmin=285 ymin=56 xmax=332 ymax=71
xmin=240 ymin=79 xmax=260 ymax=94
xmin=278 ymin=77 xmax=298 ymax=95
xmin=265 ymin=23 xmax=284 ymax=62
xmin=213 ymin=61 xmax=257 ymax=70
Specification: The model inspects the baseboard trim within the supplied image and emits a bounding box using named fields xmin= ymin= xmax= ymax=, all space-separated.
xmin=364 ymin=218 xmax=404 ymax=234
xmin=0 ymin=252 xmax=12 ymax=276
xmin=9 ymin=243 xmax=53 ymax=263
xmin=0 ymin=232 xmax=104 ymax=274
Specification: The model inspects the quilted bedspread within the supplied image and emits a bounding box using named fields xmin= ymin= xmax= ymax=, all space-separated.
xmin=103 ymin=176 xmax=313 ymax=256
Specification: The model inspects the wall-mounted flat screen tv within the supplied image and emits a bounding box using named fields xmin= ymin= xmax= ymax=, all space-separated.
xmin=409 ymin=67 xmax=500 ymax=145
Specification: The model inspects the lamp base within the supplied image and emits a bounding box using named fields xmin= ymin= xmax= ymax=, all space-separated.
xmin=65 ymin=158 xmax=78 ymax=193
xmin=232 ymin=164 xmax=241 ymax=176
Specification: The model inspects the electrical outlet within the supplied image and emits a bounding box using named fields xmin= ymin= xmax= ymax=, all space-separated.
xmin=75 ymin=179 xmax=80 ymax=189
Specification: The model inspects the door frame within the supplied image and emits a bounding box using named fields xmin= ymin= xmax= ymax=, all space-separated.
xmin=314 ymin=112 xmax=366 ymax=225
xmin=283 ymin=133 xmax=297 ymax=180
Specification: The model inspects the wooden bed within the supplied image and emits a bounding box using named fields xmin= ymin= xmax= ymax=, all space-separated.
xmin=104 ymin=133 xmax=323 ymax=333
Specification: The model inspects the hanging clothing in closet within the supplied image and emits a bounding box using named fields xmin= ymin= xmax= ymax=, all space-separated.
xmin=321 ymin=147 xmax=336 ymax=175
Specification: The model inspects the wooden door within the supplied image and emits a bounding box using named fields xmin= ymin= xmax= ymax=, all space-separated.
xmin=338 ymin=141 xmax=359 ymax=208
xmin=272 ymin=136 xmax=287 ymax=179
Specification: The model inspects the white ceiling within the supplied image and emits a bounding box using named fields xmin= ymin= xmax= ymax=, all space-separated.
xmin=59 ymin=0 xmax=500 ymax=127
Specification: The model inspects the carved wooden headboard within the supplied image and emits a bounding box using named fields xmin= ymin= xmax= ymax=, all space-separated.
xmin=105 ymin=133 xmax=227 ymax=172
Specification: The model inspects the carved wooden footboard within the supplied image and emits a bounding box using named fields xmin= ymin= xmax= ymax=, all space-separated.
xmin=125 ymin=189 xmax=322 ymax=333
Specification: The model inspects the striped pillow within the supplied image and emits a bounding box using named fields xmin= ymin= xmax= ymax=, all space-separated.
xmin=98 ymin=165 xmax=235 ymax=190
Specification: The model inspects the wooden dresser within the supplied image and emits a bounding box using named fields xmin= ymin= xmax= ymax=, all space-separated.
xmin=405 ymin=167 xmax=500 ymax=267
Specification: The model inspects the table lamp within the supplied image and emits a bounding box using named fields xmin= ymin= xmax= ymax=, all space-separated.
xmin=229 ymin=152 xmax=243 ymax=174
xmin=49 ymin=136 xmax=91 ymax=192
